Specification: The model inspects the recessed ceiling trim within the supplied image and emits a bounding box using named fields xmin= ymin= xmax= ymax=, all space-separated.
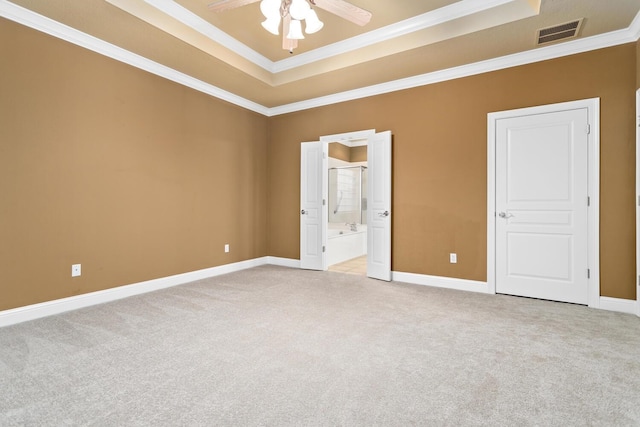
xmin=143 ymin=0 xmax=273 ymax=71
xmin=122 ymin=0 xmax=527 ymax=75
xmin=107 ymin=0 xmax=274 ymax=85
xmin=105 ymin=0 xmax=540 ymax=85
xmin=272 ymin=0 xmax=517 ymax=73
xmin=1 ymin=0 xmax=639 ymax=118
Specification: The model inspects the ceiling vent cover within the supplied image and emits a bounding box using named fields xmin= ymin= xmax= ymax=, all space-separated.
xmin=536 ymin=19 xmax=583 ymax=45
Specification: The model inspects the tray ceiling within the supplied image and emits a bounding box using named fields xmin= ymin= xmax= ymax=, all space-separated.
xmin=2 ymin=0 xmax=640 ymax=112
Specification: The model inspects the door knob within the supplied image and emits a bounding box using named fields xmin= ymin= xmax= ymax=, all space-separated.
xmin=498 ymin=212 xmax=506 ymax=218
xmin=378 ymin=210 xmax=390 ymax=217
xmin=301 ymin=209 xmax=307 ymax=215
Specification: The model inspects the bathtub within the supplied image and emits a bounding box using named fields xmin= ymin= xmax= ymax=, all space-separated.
xmin=327 ymin=224 xmax=367 ymax=266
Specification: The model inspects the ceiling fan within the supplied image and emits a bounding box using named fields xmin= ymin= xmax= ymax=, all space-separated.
xmin=208 ymin=0 xmax=372 ymax=53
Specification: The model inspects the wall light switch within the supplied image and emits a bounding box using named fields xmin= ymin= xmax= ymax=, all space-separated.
xmin=224 ymin=244 xmax=230 ymax=253
xmin=71 ymin=264 xmax=82 ymax=277
xmin=449 ymin=253 xmax=457 ymax=264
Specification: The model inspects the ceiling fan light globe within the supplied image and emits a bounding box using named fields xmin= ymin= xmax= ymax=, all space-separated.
xmin=260 ymin=0 xmax=281 ymax=19
xmin=261 ymin=16 xmax=280 ymax=35
xmin=286 ymin=19 xmax=305 ymax=39
xmin=304 ymin=9 xmax=323 ymax=34
xmin=289 ymin=0 xmax=310 ymax=21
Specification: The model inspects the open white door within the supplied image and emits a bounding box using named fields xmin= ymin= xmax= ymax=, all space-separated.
xmin=300 ymin=141 xmax=327 ymax=270
xmin=367 ymin=131 xmax=392 ymax=281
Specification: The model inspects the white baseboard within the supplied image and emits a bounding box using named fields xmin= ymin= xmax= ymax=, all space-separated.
xmin=598 ymin=297 xmax=638 ymax=315
xmin=0 ymin=257 xmax=270 ymax=328
xmin=266 ymin=256 xmax=300 ymax=268
xmin=392 ymin=271 xmax=489 ymax=294
xmin=3 ymin=261 xmax=636 ymax=328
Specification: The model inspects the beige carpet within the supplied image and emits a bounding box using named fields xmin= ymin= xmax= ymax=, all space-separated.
xmin=1 ymin=265 xmax=639 ymax=426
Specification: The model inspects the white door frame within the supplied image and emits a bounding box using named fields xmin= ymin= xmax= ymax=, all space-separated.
xmin=636 ymin=89 xmax=640 ymax=316
xmin=320 ymin=129 xmax=376 ymax=145
xmin=487 ymin=98 xmax=600 ymax=308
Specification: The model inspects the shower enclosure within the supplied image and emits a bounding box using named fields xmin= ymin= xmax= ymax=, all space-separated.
xmin=328 ymin=165 xmax=368 ymax=225
xmin=327 ymin=165 xmax=368 ymax=266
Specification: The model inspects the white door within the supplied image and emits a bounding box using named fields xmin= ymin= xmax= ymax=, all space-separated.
xmin=495 ymin=108 xmax=589 ymax=304
xmin=300 ymin=141 xmax=327 ymax=270
xmin=367 ymin=131 xmax=392 ymax=281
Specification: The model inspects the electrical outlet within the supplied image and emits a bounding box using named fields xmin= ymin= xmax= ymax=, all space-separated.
xmin=71 ymin=264 xmax=82 ymax=277
xmin=224 ymin=244 xmax=230 ymax=253
xmin=449 ymin=253 xmax=457 ymax=264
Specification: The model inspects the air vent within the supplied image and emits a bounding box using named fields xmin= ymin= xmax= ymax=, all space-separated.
xmin=536 ymin=19 xmax=583 ymax=45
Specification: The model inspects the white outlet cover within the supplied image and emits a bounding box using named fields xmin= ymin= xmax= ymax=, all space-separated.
xmin=449 ymin=253 xmax=457 ymax=264
xmin=224 ymin=244 xmax=230 ymax=253
xmin=71 ymin=264 xmax=82 ymax=277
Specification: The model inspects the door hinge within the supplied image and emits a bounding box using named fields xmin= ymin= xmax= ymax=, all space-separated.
xmin=323 ymin=199 xmax=326 ymax=206
xmin=587 ymin=196 xmax=590 ymax=206
xmin=322 ymin=246 xmax=326 ymax=253
xmin=637 ymin=195 xmax=640 ymax=206
xmin=587 ymin=269 xmax=590 ymax=279
xmin=586 ymin=124 xmax=591 ymax=134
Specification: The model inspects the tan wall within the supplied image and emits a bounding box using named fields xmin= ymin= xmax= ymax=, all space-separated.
xmin=328 ymin=143 xmax=350 ymax=162
xmin=1 ymin=18 xmax=637 ymax=311
xmin=267 ymin=44 xmax=637 ymax=300
xmin=328 ymin=143 xmax=368 ymax=163
xmin=351 ymin=146 xmax=367 ymax=163
xmin=0 ymin=19 xmax=268 ymax=311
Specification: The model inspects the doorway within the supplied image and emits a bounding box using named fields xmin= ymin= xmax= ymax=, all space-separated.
xmin=326 ymin=141 xmax=368 ymax=275
xmin=487 ymin=99 xmax=600 ymax=307
xmin=300 ymin=130 xmax=392 ymax=281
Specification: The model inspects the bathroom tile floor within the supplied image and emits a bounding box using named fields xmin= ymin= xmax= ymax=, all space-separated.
xmin=328 ymin=256 xmax=367 ymax=276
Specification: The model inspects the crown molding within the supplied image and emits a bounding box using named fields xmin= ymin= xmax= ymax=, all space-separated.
xmin=631 ymin=6 xmax=640 ymax=40
xmin=268 ymin=18 xmax=640 ymax=116
xmin=1 ymin=0 xmax=639 ymax=117
xmin=0 ymin=0 xmax=269 ymax=115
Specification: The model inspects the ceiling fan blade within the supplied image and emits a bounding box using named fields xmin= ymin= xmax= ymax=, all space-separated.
xmin=282 ymin=14 xmax=298 ymax=52
xmin=312 ymin=0 xmax=372 ymax=26
xmin=208 ymin=0 xmax=260 ymax=13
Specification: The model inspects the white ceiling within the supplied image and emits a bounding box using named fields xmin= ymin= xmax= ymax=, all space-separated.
xmin=2 ymin=0 xmax=640 ymax=115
